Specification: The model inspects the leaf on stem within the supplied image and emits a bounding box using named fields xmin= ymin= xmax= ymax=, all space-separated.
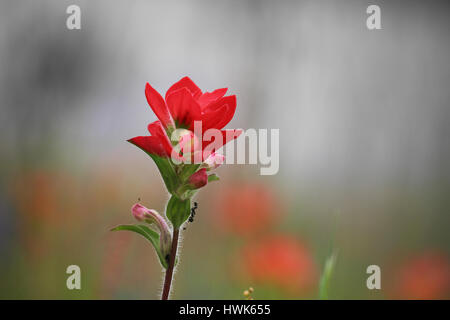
xmin=111 ymin=224 xmax=169 ymax=269
xmin=166 ymin=195 xmax=191 ymax=229
xmin=207 ymin=174 xmax=220 ymax=182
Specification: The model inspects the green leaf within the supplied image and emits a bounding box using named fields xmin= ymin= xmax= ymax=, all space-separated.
xmin=180 ymin=189 xmax=198 ymax=200
xmin=207 ymin=174 xmax=220 ymax=182
xmin=148 ymin=155 xmax=180 ymax=195
xmin=111 ymin=224 xmax=169 ymax=269
xmin=127 ymin=140 xmax=180 ymax=194
xmin=319 ymin=251 xmax=338 ymax=300
xmin=166 ymin=195 xmax=191 ymax=229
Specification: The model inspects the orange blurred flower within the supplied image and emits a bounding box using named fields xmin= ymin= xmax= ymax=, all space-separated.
xmin=8 ymin=167 xmax=129 ymax=260
xmin=10 ymin=170 xmax=61 ymax=221
xmin=238 ymin=235 xmax=318 ymax=295
xmin=213 ymin=183 xmax=281 ymax=236
xmin=98 ymin=231 xmax=133 ymax=298
xmin=392 ymin=251 xmax=450 ymax=299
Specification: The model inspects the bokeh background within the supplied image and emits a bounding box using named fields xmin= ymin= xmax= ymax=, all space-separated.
xmin=0 ymin=0 xmax=449 ymax=299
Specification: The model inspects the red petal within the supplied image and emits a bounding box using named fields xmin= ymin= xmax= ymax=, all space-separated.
xmin=145 ymin=83 xmax=174 ymax=128
xmin=147 ymin=121 xmax=173 ymax=156
xmin=203 ymin=95 xmax=236 ymax=113
xmin=165 ymin=76 xmax=202 ymax=101
xmin=197 ymin=88 xmax=228 ymax=109
xmin=202 ymin=104 xmax=229 ymax=130
xmin=127 ymin=136 xmax=169 ymax=157
xmin=202 ymin=129 xmax=243 ymax=158
xmin=166 ymin=87 xmax=202 ymax=129
xmin=201 ymin=95 xmax=237 ymax=130
xmin=222 ymin=129 xmax=243 ymax=143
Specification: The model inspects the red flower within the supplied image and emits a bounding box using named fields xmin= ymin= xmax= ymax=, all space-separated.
xmin=238 ymin=235 xmax=318 ymax=295
xmin=391 ymin=251 xmax=450 ymax=299
xmin=128 ymin=77 xmax=242 ymax=161
xmin=213 ymin=183 xmax=282 ymax=236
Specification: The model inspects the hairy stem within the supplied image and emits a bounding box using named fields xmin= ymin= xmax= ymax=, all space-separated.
xmin=161 ymin=228 xmax=179 ymax=300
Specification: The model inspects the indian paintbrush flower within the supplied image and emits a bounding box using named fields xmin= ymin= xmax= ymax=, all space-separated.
xmin=213 ymin=183 xmax=281 ymax=236
xmin=112 ymin=76 xmax=241 ymax=299
xmin=239 ymin=235 xmax=318 ymax=296
xmin=128 ymin=77 xmax=241 ymax=163
xmin=391 ymin=251 xmax=450 ymax=299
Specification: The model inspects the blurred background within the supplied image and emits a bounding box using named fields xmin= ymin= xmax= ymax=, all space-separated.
xmin=0 ymin=0 xmax=449 ymax=299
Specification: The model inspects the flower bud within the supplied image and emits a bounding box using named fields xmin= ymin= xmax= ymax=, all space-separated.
xmin=131 ymin=203 xmax=172 ymax=258
xmin=170 ymin=129 xmax=202 ymax=164
xmin=188 ymin=168 xmax=208 ymax=189
xmin=202 ymin=152 xmax=225 ymax=170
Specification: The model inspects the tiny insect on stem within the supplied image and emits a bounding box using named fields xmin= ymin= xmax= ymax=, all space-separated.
xmin=184 ymin=202 xmax=199 ymax=230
